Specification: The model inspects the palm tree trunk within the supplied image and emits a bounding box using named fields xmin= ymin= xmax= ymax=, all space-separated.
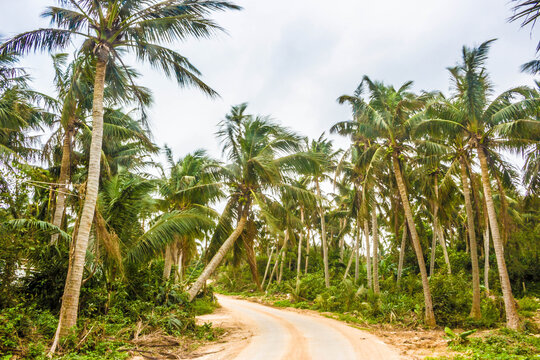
xmin=344 ymin=221 xmax=360 ymax=281
xmin=476 ymin=145 xmax=520 ymax=329
xmin=430 ymin=177 xmax=439 ymax=277
xmin=459 ymin=156 xmax=481 ymax=319
xmin=364 ymin=218 xmax=372 ymax=290
xmin=354 ymin=220 xmax=361 ymax=282
xmin=163 ymin=245 xmax=173 ymax=281
xmin=188 ymin=209 xmax=249 ymax=301
xmin=397 ymin=220 xmax=407 ymax=287
xmin=392 ymin=155 xmax=436 ymax=327
xmin=176 ymin=249 xmax=183 ymax=283
xmin=483 ymin=204 xmax=490 ymax=293
xmin=244 ymin=236 xmax=261 ymax=290
xmin=344 ymin=247 xmax=354 ymax=280
xmin=261 ymin=245 xmax=275 ymax=289
xmin=438 ymin=224 xmax=451 ymax=274
xmin=315 ymin=179 xmax=330 ymax=288
xmin=371 ymin=205 xmax=380 ymax=294
xmin=296 ymin=208 xmax=305 ymax=293
xmin=304 ymin=227 xmax=310 ymax=274
xmin=277 ymin=231 xmax=289 ymax=284
xmin=54 ymin=59 xmax=108 ymax=338
xmin=429 ymin=229 xmax=437 ymax=276
xmin=267 ymin=238 xmax=284 ymax=289
xmin=339 ymin=219 xmax=345 ymax=262
xmin=51 ymin=119 xmax=74 ymax=244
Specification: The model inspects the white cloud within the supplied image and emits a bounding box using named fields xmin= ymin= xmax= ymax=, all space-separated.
xmin=1 ymin=0 xmax=537 ymax=162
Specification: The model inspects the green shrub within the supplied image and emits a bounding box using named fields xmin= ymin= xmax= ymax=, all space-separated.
xmin=430 ymin=273 xmax=471 ymax=327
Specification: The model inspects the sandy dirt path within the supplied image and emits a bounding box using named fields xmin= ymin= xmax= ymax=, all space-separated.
xmin=194 ymin=295 xmax=404 ymax=360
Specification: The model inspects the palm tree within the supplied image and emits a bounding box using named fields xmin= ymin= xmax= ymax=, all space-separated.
xmin=158 ymin=148 xmax=222 ymax=281
xmin=0 ymin=53 xmax=47 ymax=162
xmin=187 ymin=103 xmax=316 ymax=300
xmin=334 ymin=77 xmax=437 ymax=326
xmin=509 ymin=0 xmax=540 ymax=52
xmin=421 ymin=40 xmax=540 ymax=329
xmin=1 ymin=0 xmax=240 ymax=340
xmin=47 ymin=54 xmax=152 ymax=244
xmin=305 ymin=134 xmax=337 ymax=288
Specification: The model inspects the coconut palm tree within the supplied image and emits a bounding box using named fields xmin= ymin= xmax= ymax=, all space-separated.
xmin=47 ymin=54 xmax=152 ymax=243
xmin=305 ymin=134 xmax=338 ymax=288
xmin=0 ymin=53 xmax=49 ymax=162
xmin=1 ymin=0 xmax=240 ymax=341
xmin=187 ymin=103 xmax=317 ymax=300
xmin=334 ymin=77 xmax=437 ymax=326
xmin=158 ymin=147 xmax=222 ymax=281
xmin=420 ymin=40 xmax=540 ymax=329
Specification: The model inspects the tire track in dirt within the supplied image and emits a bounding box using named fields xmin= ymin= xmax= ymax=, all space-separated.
xmin=208 ymin=295 xmax=403 ymax=360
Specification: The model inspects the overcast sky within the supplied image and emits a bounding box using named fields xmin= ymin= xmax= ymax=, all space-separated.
xmin=1 ymin=0 xmax=538 ymax=161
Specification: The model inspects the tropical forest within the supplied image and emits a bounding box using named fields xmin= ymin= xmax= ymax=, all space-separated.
xmin=0 ymin=0 xmax=539 ymax=359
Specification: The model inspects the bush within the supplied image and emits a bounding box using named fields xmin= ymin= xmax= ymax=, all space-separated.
xmin=430 ymin=273 xmax=472 ymax=327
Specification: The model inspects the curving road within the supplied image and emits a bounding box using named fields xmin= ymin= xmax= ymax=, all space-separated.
xmin=195 ymin=295 xmax=403 ymax=360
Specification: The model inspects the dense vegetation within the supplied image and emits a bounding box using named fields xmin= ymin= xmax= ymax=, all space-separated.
xmin=0 ymin=0 xmax=538 ymax=359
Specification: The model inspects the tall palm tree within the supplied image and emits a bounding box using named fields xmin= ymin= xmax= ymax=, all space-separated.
xmin=47 ymin=54 xmax=152 ymax=243
xmin=187 ymin=103 xmax=316 ymax=300
xmin=1 ymin=0 xmax=240 ymax=340
xmin=334 ymin=77 xmax=437 ymax=326
xmin=421 ymin=40 xmax=540 ymax=329
xmin=305 ymin=134 xmax=337 ymax=288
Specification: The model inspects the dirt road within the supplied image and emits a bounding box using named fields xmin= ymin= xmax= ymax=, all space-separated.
xmin=194 ymin=295 xmax=403 ymax=360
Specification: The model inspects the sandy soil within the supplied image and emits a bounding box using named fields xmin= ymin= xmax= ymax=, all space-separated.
xmin=191 ymin=294 xmax=404 ymax=360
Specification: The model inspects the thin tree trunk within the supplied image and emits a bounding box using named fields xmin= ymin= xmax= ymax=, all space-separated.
xmin=460 ymin=156 xmax=482 ymax=319
xmin=316 ymin=179 xmax=330 ymax=288
xmin=163 ymin=245 xmax=173 ymax=281
xmin=51 ymin=120 xmax=74 ymax=244
xmin=392 ymin=155 xmax=436 ymax=327
xmin=267 ymin=240 xmax=283 ymax=289
xmin=344 ymin=247 xmax=354 ymax=280
xmin=261 ymin=245 xmax=275 ymax=289
xmin=304 ymin=227 xmax=311 ymax=274
xmin=176 ymin=249 xmax=183 ymax=283
xmin=397 ymin=220 xmax=407 ymax=287
xmin=244 ymin=235 xmax=261 ymax=290
xmin=483 ymin=204 xmax=490 ymax=294
xmin=188 ymin=210 xmax=249 ymax=301
xmin=438 ymin=224 xmax=451 ymax=274
xmin=296 ymin=208 xmax=305 ymax=293
xmin=430 ymin=176 xmax=439 ymax=277
xmin=345 ymin=221 xmax=360 ymax=281
xmin=354 ymin=220 xmax=361 ymax=282
xmin=364 ymin=218 xmax=372 ymax=290
xmin=53 ymin=59 xmax=108 ymax=339
xmin=278 ymin=231 xmax=289 ymax=284
xmin=372 ymin=205 xmax=380 ymax=294
xmin=339 ymin=219 xmax=345 ymax=262
xmin=476 ymin=145 xmax=520 ymax=329
xmin=429 ymin=230 xmax=437 ymax=276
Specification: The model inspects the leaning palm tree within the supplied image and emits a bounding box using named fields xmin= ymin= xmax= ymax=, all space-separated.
xmin=421 ymin=40 xmax=540 ymax=329
xmin=334 ymin=77 xmax=437 ymax=326
xmin=1 ymin=0 xmax=240 ymax=341
xmin=187 ymin=103 xmax=317 ymax=300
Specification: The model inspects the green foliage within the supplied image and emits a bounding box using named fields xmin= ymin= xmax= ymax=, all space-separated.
xmin=443 ymin=329 xmax=540 ymax=360
xmin=0 ymin=262 xmax=219 ymax=359
xmin=444 ymin=327 xmax=477 ymax=345
xmin=430 ymin=273 xmax=473 ymax=327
